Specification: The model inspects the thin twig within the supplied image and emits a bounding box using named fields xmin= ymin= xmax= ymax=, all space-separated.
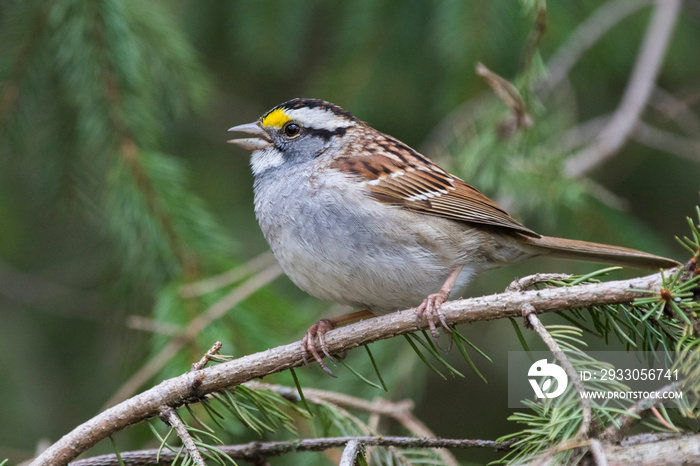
xmin=476 ymin=62 xmax=533 ymax=135
xmin=125 ymin=316 xmax=181 ymax=337
xmin=556 ymin=112 xmax=700 ymax=166
xmin=588 ymin=439 xmax=609 ymax=466
xmin=565 ymin=0 xmax=682 ymax=177
xmin=32 ymin=270 xmax=678 ymax=465
xmin=0 ymin=2 xmax=52 ymax=130
xmin=521 ymin=303 xmax=592 ymax=438
xmin=0 ymin=259 xmax=105 ymax=321
xmin=245 ymin=381 xmax=460 ymax=466
xmin=599 ymin=382 xmax=682 ymax=443
xmin=651 ymin=87 xmax=700 ymax=137
xmin=191 ymin=341 xmax=223 ymax=372
xmin=69 ymin=436 xmax=513 ymax=466
xmin=159 ymin=407 xmax=206 ymax=466
xmin=632 ymin=121 xmax=700 ymax=164
xmin=339 ymin=439 xmax=363 ymax=466
xmin=102 ymin=263 xmax=282 ymax=408
xmin=542 ymin=0 xmax=654 ymax=94
xmin=521 ymin=7 xmax=547 ymax=74
xmin=180 ymin=251 xmax=276 ymax=298
xmin=507 ymin=273 xmax=573 ymax=292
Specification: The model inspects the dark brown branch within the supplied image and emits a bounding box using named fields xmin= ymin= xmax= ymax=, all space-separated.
xmin=69 ymin=436 xmax=513 ymax=466
xmin=476 ymin=62 xmax=533 ymax=136
xmin=244 ymin=380 xmax=459 ymax=465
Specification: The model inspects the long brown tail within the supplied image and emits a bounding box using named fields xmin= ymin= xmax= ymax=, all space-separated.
xmin=519 ymin=235 xmax=680 ymax=270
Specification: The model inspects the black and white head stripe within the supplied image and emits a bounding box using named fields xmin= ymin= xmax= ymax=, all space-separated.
xmin=260 ymin=98 xmax=359 ymax=136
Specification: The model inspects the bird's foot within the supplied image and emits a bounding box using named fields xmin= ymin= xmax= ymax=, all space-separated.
xmin=301 ymin=318 xmax=337 ymax=377
xmin=415 ymin=291 xmax=451 ymax=339
xmin=299 ymin=309 xmax=375 ymax=376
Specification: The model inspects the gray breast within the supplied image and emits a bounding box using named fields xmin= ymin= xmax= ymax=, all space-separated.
xmin=252 ymin=165 xmax=486 ymax=312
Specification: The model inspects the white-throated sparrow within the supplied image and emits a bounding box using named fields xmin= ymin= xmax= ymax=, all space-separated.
xmin=228 ymin=98 xmax=679 ymax=374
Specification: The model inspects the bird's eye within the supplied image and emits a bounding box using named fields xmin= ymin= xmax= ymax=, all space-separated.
xmin=283 ymin=122 xmax=301 ymax=138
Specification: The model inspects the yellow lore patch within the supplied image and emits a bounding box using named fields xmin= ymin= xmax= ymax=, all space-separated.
xmin=261 ymin=108 xmax=291 ymax=128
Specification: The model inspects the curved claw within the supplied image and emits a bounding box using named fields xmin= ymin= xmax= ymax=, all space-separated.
xmin=300 ymin=319 xmax=337 ymax=377
xmin=415 ymin=292 xmax=453 ymax=339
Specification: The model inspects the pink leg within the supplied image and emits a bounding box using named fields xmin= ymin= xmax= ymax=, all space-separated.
xmin=300 ymin=309 xmax=375 ymax=376
xmin=415 ymin=266 xmax=464 ymax=338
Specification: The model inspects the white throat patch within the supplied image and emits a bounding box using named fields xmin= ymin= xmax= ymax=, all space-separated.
xmin=250 ymin=146 xmax=285 ymax=176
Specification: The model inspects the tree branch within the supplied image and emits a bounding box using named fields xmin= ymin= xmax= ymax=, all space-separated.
xmin=32 ymin=269 xmax=678 ymax=465
xmin=583 ymin=433 xmax=700 ymax=465
xmin=244 ymin=380 xmax=460 ymax=465
xmin=102 ymin=262 xmax=283 ymax=408
xmin=588 ymin=438 xmax=609 ymax=466
xmin=556 ymin=113 xmax=700 ymax=167
xmin=179 ymin=251 xmax=277 ymax=298
xmin=339 ymin=439 xmax=364 ymax=466
xmin=542 ymin=0 xmax=654 ymax=94
xmin=69 ymin=436 xmax=512 ymax=466
xmin=158 ymin=407 xmax=205 ymax=466
xmin=599 ymin=381 xmax=683 ymax=442
xmin=521 ymin=304 xmax=592 ymax=437
xmin=564 ymin=0 xmax=682 ymax=177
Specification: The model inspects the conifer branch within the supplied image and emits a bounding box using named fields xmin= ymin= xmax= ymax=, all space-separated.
xmin=339 ymin=439 xmax=364 ymax=466
xmin=102 ymin=263 xmax=283 ymax=408
xmin=529 ymin=432 xmax=700 ymax=465
xmin=599 ymin=381 xmax=683 ymax=442
xmin=31 ymin=268 xmax=690 ymax=465
xmin=244 ymin=381 xmax=460 ymax=465
xmin=542 ymin=0 xmax=654 ymax=94
xmin=564 ymin=0 xmax=682 ymax=177
xmin=68 ymin=436 xmax=512 ymax=466
xmin=159 ymin=407 xmax=206 ymax=466
xmin=0 ymin=1 xmax=50 ymax=130
xmin=588 ymin=438 xmax=609 ymax=466
xmin=521 ymin=304 xmax=592 ymax=438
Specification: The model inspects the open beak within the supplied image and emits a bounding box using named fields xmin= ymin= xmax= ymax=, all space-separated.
xmin=227 ymin=122 xmax=272 ymax=151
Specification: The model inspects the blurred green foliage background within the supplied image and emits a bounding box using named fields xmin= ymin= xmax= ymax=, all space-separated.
xmin=0 ymin=0 xmax=698 ymax=464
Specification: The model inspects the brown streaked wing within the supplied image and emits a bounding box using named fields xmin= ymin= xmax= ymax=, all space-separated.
xmin=332 ymin=154 xmax=539 ymax=237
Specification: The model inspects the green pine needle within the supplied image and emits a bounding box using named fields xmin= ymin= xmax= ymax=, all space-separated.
xmin=338 ymin=358 xmax=383 ymax=389
xmin=290 ymin=367 xmax=313 ymax=417
xmin=403 ymin=334 xmax=447 ymax=380
xmin=510 ymin=317 xmax=532 ymax=355
xmin=185 ymin=404 xmax=216 ymax=434
xmin=109 ymin=436 xmax=126 ymax=466
xmin=364 ymin=344 xmax=388 ymax=391
xmin=416 ymin=330 xmax=465 ymax=378
xmin=452 ymin=330 xmax=488 ymax=384
xmin=567 ymin=266 xmax=621 ymax=286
